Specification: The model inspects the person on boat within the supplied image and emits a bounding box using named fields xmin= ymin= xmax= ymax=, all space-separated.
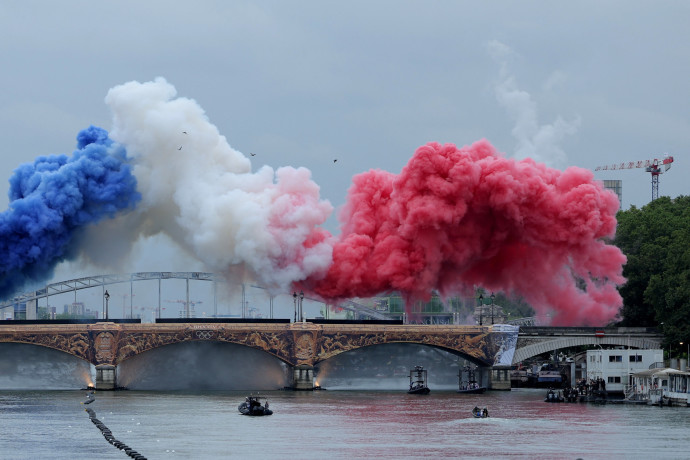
xmin=482 ymin=408 xmax=488 ymax=417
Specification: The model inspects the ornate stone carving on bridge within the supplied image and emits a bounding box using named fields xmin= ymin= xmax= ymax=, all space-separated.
xmin=114 ymin=324 xmax=294 ymax=365
xmin=93 ymin=332 xmax=117 ymax=364
xmin=314 ymin=326 xmax=498 ymax=366
xmin=294 ymin=331 xmax=317 ymax=364
xmin=0 ymin=328 xmax=91 ymax=362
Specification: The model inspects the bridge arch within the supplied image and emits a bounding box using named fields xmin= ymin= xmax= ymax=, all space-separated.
xmin=113 ymin=325 xmax=295 ymax=366
xmin=311 ymin=325 xmax=505 ymax=368
xmin=314 ymin=341 xmax=490 ymax=368
xmin=0 ymin=331 xmax=92 ymax=362
xmin=513 ymin=336 xmax=660 ymax=363
xmin=115 ymin=340 xmax=290 ymax=390
xmin=0 ymin=341 xmax=95 ymax=389
xmin=0 ymin=339 xmax=93 ymax=365
xmin=116 ymin=335 xmax=293 ymax=367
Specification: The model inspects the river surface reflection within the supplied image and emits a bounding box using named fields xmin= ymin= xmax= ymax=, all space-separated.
xmin=0 ymin=388 xmax=687 ymax=459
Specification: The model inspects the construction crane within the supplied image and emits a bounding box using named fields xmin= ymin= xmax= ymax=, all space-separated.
xmin=166 ymin=299 xmax=202 ymax=318
xmin=595 ymin=154 xmax=674 ymax=201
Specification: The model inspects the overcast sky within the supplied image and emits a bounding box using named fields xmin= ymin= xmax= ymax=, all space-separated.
xmin=1 ymin=1 xmax=688 ymax=317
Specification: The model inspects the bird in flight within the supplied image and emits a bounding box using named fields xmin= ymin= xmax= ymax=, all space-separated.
xmin=250 ymin=152 xmax=256 ymax=156
xmin=178 ymin=146 xmax=182 ymax=150
xmin=182 ymin=131 xmax=188 ymax=134
xmin=333 ymin=159 xmax=338 ymax=163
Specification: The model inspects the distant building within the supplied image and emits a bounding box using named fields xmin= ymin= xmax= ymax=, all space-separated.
xmin=61 ymin=302 xmax=98 ymax=319
xmin=178 ymin=308 xmax=196 ymax=318
xmin=1 ymin=304 xmax=14 ymax=320
xmin=2 ymin=299 xmax=29 ymax=320
xmin=586 ymin=348 xmax=663 ymax=393
xmin=66 ymin=302 xmax=86 ymax=317
xmin=602 ymin=179 xmax=623 ymax=208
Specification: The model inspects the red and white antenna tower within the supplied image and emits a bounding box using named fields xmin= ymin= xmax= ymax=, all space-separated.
xmin=595 ymin=154 xmax=674 ymax=201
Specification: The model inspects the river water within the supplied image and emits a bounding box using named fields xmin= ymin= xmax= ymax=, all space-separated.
xmin=0 ymin=388 xmax=688 ymax=460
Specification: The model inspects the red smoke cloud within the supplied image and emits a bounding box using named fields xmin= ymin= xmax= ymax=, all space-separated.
xmin=307 ymin=140 xmax=626 ymax=326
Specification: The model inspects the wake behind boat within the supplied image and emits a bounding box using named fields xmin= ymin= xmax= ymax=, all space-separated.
xmin=238 ymin=395 xmax=273 ymax=416
xmin=408 ymin=365 xmax=430 ymax=395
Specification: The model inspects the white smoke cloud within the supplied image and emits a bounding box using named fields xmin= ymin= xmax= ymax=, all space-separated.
xmin=487 ymin=40 xmax=580 ymax=169
xmin=80 ymin=78 xmax=334 ymax=291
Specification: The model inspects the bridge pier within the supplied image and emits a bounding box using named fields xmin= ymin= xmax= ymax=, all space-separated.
xmin=95 ymin=364 xmax=117 ymax=390
xmin=291 ymin=364 xmax=315 ymax=391
xmin=489 ymin=365 xmax=511 ymax=391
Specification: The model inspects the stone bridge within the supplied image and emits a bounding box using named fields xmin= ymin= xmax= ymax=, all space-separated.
xmin=0 ymin=322 xmax=663 ymax=390
xmin=513 ymin=326 xmax=663 ymax=363
xmin=0 ymin=321 xmax=519 ymax=390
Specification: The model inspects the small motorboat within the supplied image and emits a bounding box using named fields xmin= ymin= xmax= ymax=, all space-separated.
xmin=544 ymin=388 xmax=565 ymax=403
xmin=238 ymin=395 xmax=273 ymax=416
xmin=408 ymin=365 xmax=430 ymax=395
xmin=563 ymin=387 xmax=579 ymax=403
xmin=472 ymin=406 xmax=489 ymax=418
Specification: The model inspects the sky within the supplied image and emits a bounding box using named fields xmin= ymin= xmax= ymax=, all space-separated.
xmin=0 ymin=1 xmax=688 ymax=320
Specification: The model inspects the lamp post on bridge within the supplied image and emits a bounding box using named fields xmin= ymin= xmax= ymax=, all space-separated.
xmin=477 ymin=293 xmax=483 ymax=326
xmin=490 ymin=292 xmax=496 ymax=325
xmin=104 ymin=290 xmax=110 ymax=321
xmin=293 ymin=292 xmax=297 ymax=323
xmin=299 ymin=291 xmax=304 ymax=322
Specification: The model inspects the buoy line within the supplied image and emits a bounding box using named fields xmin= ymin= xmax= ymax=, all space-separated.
xmin=84 ymin=407 xmax=147 ymax=459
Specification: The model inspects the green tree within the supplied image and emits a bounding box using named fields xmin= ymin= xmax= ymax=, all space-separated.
xmin=615 ymin=196 xmax=690 ymax=345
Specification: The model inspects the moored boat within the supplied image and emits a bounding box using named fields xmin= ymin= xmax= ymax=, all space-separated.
xmin=510 ymin=368 xmax=529 ymax=387
xmin=537 ymin=363 xmax=565 ymax=386
xmin=458 ymin=366 xmax=487 ymax=394
xmin=458 ymin=384 xmax=487 ymax=394
xmin=238 ymin=395 xmax=273 ymax=416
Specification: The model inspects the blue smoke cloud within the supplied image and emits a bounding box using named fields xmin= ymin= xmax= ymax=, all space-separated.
xmin=0 ymin=126 xmax=140 ymax=298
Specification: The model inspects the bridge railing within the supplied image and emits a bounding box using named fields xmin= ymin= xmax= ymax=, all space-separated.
xmin=0 ymin=319 xmax=142 ymax=324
